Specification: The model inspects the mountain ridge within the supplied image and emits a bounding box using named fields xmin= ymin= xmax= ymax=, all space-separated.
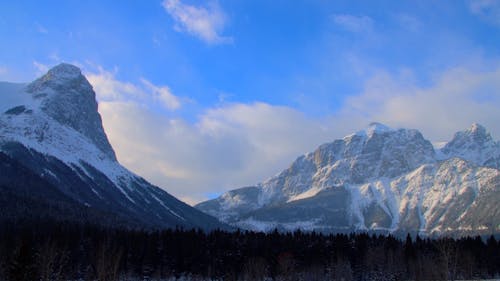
xmin=196 ymin=123 xmax=500 ymax=236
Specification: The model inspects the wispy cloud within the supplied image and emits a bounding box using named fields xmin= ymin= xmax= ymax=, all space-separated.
xmin=336 ymin=60 xmax=500 ymax=141
xmin=35 ymin=22 xmax=48 ymax=34
xmin=468 ymin=0 xmax=500 ymax=26
xmin=332 ymin=14 xmax=374 ymax=32
xmin=86 ymin=68 xmax=145 ymax=101
xmin=141 ymin=78 xmax=181 ymax=110
xmin=33 ymin=61 xmax=50 ymax=75
xmin=162 ymin=0 xmax=232 ymax=44
xmin=97 ymin=100 xmax=333 ymax=204
xmin=86 ymin=67 xmax=181 ymax=111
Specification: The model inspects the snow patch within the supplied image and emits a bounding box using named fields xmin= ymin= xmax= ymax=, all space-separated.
xmin=151 ymin=192 xmax=185 ymax=221
xmin=354 ymin=122 xmax=394 ymax=137
xmin=41 ymin=168 xmax=59 ymax=181
xmin=287 ymin=186 xmax=322 ymax=202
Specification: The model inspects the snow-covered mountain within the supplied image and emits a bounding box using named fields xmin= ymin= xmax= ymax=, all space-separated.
xmin=0 ymin=63 xmax=225 ymax=230
xmin=441 ymin=123 xmax=500 ymax=168
xmin=196 ymin=123 xmax=500 ymax=236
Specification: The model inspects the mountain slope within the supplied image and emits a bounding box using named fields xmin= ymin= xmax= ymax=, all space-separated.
xmin=0 ymin=64 xmax=225 ymax=230
xmin=197 ymin=123 xmax=500 ymax=236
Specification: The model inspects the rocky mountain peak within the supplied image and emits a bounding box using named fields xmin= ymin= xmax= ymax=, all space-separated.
xmin=353 ymin=122 xmax=394 ymax=137
xmin=466 ymin=123 xmax=490 ymax=141
xmin=197 ymin=123 xmax=500 ymax=235
xmin=443 ymin=123 xmax=494 ymax=152
xmin=45 ymin=63 xmax=82 ymax=79
xmin=25 ymin=63 xmax=117 ymax=161
xmin=441 ymin=123 xmax=499 ymax=168
xmin=27 ymin=63 xmax=87 ymax=92
xmin=366 ymin=122 xmax=393 ymax=134
xmin=256 ymin=124 xmax=436 ymax=206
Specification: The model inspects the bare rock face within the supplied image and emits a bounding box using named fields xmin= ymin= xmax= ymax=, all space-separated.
xmin=26 ymin=63 xmax=116 ymax=161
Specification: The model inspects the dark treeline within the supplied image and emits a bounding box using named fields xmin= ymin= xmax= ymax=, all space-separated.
xmin=0 ymin=219 xmax=499 ymax=281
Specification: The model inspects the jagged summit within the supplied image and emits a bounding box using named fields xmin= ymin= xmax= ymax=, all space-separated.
xmin=27 ymin=63 xmax=88 ymax=93
xmin=24 ymin=63 xmax=116 ymax=161
xmin=367 ymin=122 xmax=392 ymax=133
xmin=45 ymin=63 xmax=82 ymax=80
xmin=197 ymin=123 xmax=500 ymax=236
xmin=465 ymin=123 xmax=491 ymax=141
xmin=441 ymin=123 xmax=499 ymax=168
xmin=444 ymin=123 xmax=493 ymax=150
xmin=355 ymin=122 xmax=394 ymax=137
xmin=448 ymin=123 xmax=492 ymax=144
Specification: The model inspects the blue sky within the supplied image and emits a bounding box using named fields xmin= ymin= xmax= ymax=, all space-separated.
xmin=1 ymin=0 xmax=500 ymax=203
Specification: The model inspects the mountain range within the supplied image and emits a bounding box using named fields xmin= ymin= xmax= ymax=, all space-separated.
xmin=196 ymin=122 xmax=500 ymax=236
xmin=0 ymin=63 xmax=225 ymax=230
xmin=1 ymin=63 xmax=498 ymax=237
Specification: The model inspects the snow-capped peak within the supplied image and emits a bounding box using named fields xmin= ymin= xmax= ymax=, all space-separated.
xmin=44 ymin=63 xmax=82 ymax=80
xmin=355 ymin=122 xmax=394 ymax=137
xmin=368 ymin=122 xmax=392 ymax=132
xmin=0 ymin=63 xmax=121 ymax=179
xmin=450 ymin=123 xmax=492 ymax=145
xmin=443 ymin=123 xmax=494 ymax=152
xmin=0 ymin=65 xmax=228 ymax=230
xmin=465 ymin=123 xmax=491 ymax=141
xmin=440 ymin=123 xmax=499 ymax=168
xmin=23 ymin=63 xmax=117 ymax=161
xmin=197 ymin=123 xmax=500 ymax=236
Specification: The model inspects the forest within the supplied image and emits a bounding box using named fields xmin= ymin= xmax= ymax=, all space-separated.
xmin=0 ymin=219 xmax=499 ymax=281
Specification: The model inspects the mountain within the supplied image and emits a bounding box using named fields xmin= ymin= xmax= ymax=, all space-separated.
xmin=0 ymin=63 xmax=225 ymax=230
xmin=441 ymin=123 xmax=500 ymax=168
xmin=196 ymin=123 xmax=500 ymax=236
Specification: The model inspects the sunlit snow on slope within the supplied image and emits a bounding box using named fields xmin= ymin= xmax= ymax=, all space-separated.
xmin=197 ymin=122 xmax=500 ymax=236
xmin=287 ymin=186 xmax=323 ymax=202
xmin=0 ymin=103 xmax=139 ymax=202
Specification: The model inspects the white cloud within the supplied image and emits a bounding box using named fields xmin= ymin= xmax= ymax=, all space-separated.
xmin=98 ymin=100 xmax=335 ymax=204
xmin=141 ymin=78 xmax=181 ymax=110
xmin=336 ymin=63 xmax=500 ymax=141
xmin=87 ymin=68 xmax=142 ymax=101
xmin=469 ymin=0 xmax=500 ymax=26
xmin=33 ymin=61 xmax=50 ymax=75
xmin=162 ymin=0 xmax=232 ymax=44
xmin=333 ymin=14 xmax=374 ymax=32
xmin=90 ymin=62 xmax=500 ymax=205
xmin=86 ymin=67 xmax=181 ymax=111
